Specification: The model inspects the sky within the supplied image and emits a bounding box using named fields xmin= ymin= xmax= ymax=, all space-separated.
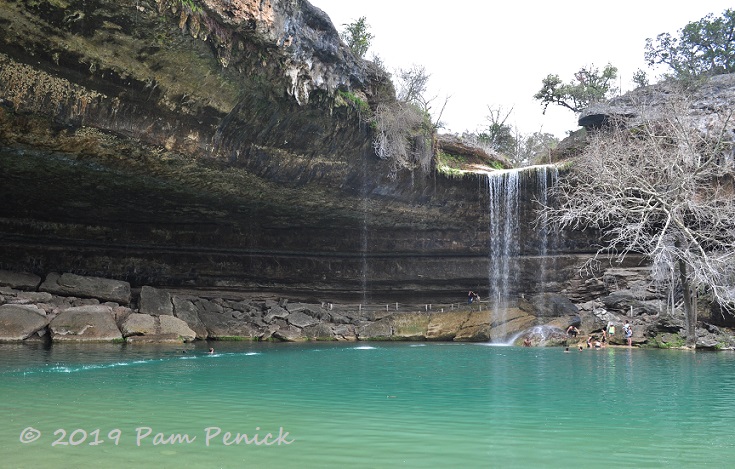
xmin=310 ymin=1 xmax=733 ymax=138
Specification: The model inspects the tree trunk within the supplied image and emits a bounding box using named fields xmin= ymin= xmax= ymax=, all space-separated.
xmin=677 ymin=257 xmax=697 ymax=348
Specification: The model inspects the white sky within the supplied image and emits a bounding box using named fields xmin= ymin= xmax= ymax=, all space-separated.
xmin=310 ymin=1 xmax=733 ymax=138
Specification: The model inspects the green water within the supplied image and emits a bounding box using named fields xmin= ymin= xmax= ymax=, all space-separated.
xmin=1 ymin=342 xmax=734 ymax=468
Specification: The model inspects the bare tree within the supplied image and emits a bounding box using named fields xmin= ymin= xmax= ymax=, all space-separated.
xmin=541 ymin=95 xmax=735 ymax=347
xmin=372 ymin=101 xmax=432 ymax=177
xmin=395 ymin=64 xmax=449 ymax=130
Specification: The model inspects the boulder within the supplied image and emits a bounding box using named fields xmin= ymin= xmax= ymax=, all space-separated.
xmin=120 ymin=313 xmax=157 ymax=337
xmin=302 ymin=323 xmax=335 ymax=340
xmin=120 ymin=312 xmax=195 ymax=343
xmin=49 ymin=305 xmax=123 ymax=342
xmin=357 ymin=319 xmax=393 ymax=340
xmin=196 ymin=298 xmax=259 ymax=339
xmin=264 ymin=305 xmax=289 ymax=323
xmin=139 ymin=286 xmax=174 ymax=316
xmin=286 ymin=311 xmax=319 ymax=328
xmin=158 ymin=315 xmax=196 ymax=341
xmin=286 ymin=303 xmax=332 ymax=321
xmin=332 ymin=324 xmax=357 ymax=341
xmin=40 ymin=273 xmax=131 ymax=305
xmin=521 ymin=293 xmax=578 ymax=317
xmin=0 ymin=304 xmax=49 ymax=341
xmin=272 ymin=324 xmax=306 ymax=342
xmin=0 ymin=270 xmax=42 ymax=291
xmin=7 ymin=291 xmax=53 ymax=305
xmin=172 ymin=296 xmax=208 ymax=339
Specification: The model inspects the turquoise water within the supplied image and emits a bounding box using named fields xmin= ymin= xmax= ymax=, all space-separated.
xmin=1 ymin=342 xmax=734 ymax=468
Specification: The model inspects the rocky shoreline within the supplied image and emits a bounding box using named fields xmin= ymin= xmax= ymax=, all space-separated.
xmin=3 ymin=269 xmax=735 ymax=349
xmin=0 ymin=270 xmax=507 ymax=344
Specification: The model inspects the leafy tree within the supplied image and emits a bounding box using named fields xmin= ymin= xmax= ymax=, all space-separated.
xmin=632 ymin=68 xmax=649 ymax=88
xmin=340 ymin=17 xmax=374 ymax=58
xmin=476 ymin=106 xmax=516 ymax=156
xmin=644 ymin=9 xmax=735 ymax=79
xmin=522 ymin=131 xmax=558 ymax=166
xmin=540 ymin=94 xmax=735 ymax=347
xmin=534 ymin=63 xmax=618 ymax=114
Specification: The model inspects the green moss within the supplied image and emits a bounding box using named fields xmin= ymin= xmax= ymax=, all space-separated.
xmin=336 ymin=90 xmax=370 ymax=115
xmin=649 ymin=332 xmax=686 ymax=349
xmin=179 ymin=0 xmax=202 ymax=13
xmin=435 ymin=151 xmax=470 ymax=177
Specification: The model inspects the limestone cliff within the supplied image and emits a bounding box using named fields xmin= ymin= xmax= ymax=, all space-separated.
xmin=2 ymin=0 xmax=540 ymax=301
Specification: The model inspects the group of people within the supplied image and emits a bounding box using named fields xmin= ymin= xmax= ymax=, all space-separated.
xmin=567 ymin=320 xmax=634 ymax=348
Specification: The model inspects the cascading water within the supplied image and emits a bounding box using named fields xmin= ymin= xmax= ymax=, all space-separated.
xmin=536 ymin=166 xmax=559 ymax=292
xmin=486 ymin=170 xmax=520 ymax=341
xmin=485 ymin=165 xmax=558 ymax=344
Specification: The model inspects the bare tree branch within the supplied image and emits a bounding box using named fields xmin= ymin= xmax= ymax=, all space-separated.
xmin=540 ymin=93 xmax=735 ymax=345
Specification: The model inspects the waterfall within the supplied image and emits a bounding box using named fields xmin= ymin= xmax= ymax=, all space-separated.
xmin=486 ymin=170 xmax=520 ymax=341
xmin=485 ymin=165 xmax=558 ymax=343
xmin=536 ymin=166 xmax=559 ymax=292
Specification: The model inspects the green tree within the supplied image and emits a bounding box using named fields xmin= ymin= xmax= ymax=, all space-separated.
xmin=632 ymin=68 xmax=649 ymax=88
xmin=644 ymin=9 xmax=735 ymax=79
xmin=340 ymin=17 xmax=374 ymax=58
xmin=534 ymin=63 xmax=618 ymax=114
xmin=476 ymin=106 xmax=516 ymax=156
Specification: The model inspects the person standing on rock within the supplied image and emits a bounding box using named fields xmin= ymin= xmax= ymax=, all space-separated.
xmin=623 ymin=321 xmax=633 ymax=347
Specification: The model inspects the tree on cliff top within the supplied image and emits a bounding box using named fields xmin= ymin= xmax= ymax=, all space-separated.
xmin=541 ymin=93 xmax=735 ymax=347
xmin=645 ymin=9 xmax=735 ymax=80
xmin=534 ymin=63 xmax=618 ymax=114
xmin=340 ymin=16 xmax=374 ymax=58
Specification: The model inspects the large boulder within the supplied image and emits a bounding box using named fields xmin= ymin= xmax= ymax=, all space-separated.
xmin=158 ymin=315 xmax=196 ymax=341
xmin=520 ymin=293 xmax=578 ymax=318
xmin=356 ymin=319 xmax=393 ymax=340
xmin=49 ymin=305 xmax=123 ymax=342
xmin=0 ymin=304 xmax=48 ymax=341
xmin=0 ymin=270 xmax=42 ymax=291
xmin=172 ymin=296 xmax=208 ymax=339
xmin=121 ymin=312 xmax=195 ymax=343
xmin=40 ymin=273 xmax=131 ymax=305
xmin=139 ymin=286 xmax=174 ymax=316
xmin=120 ymin=313 xmax=157 ymax=337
